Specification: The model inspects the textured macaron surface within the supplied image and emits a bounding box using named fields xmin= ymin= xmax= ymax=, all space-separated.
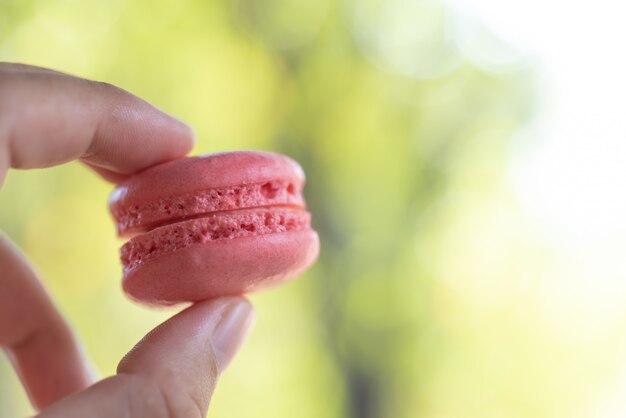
xmin=110 ymin=151 xmax=305 ymax=235
xmin=121 ymin=208 xmax=311 ymax=271
xmin=113 ymin=179 xmax=304 ymax=235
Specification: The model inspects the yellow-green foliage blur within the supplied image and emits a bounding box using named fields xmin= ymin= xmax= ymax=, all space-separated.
xmin=4 ymin=1 xmax=614 ymax=418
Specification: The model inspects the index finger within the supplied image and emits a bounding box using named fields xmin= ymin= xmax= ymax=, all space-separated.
xmin=0 ymin=62 xmax=194 ymax=185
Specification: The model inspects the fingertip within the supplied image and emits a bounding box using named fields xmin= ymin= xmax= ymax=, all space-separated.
xmin=157 ymin=111 xmax=196 ymax=154
xmin=79 ymin=83 xmax=195 ymax=176
xmin=125 ymin=99 xmax=195 ymax=160
xmin=1 ymin=67 xmax=197 ymax=178
xmin=177 ymin=118 xmax=196 ymax=149
xmin=117 ymin=297 xmax=254 ymax=377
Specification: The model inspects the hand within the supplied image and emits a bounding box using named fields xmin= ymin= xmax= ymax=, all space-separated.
xmin=0 ymin=63 xmax=255 ymax=417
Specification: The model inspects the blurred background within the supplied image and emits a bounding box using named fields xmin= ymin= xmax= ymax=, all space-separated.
xmin=2 ymin=0 xmax=626 ymax=417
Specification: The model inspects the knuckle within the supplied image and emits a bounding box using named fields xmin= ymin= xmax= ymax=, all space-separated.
xmin=207 ymin=349 xmax=221 ymax=382
xmin=156 ymin=377 xmax=206 ymax=418
xmin=87 ymin=79 xmax=128 ymax=101
xmin=122 ymin=373 xmax=206 ymax=418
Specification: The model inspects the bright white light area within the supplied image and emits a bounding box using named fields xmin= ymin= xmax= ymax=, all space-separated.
xmin=449 ymin=0 xmax=626 ymax=413
xmin=451 ymin=0 xmax=626 ymax=242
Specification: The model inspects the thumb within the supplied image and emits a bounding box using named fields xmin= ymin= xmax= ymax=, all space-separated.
xmin=36 ymin=297 xmax=255 ymax=418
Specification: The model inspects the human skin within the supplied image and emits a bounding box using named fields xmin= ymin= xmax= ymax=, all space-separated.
xmin=0 ymin=62 xmax=255 ymax=417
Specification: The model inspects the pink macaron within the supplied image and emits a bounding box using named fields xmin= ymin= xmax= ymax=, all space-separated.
xmin=109 ymin=151 xmax=319 ymax=305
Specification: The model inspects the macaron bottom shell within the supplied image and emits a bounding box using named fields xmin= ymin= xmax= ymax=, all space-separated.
xmin=122 ymin=229 xmax=320 ymax=305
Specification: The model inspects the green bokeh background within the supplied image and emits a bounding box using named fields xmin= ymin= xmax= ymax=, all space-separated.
xmin=4 ymin=1 xmax=614 ymax=417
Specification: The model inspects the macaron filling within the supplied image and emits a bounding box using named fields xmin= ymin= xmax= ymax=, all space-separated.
xmin=121 ymin=208 xmax=311 ymax=271
xmin=112 ymin=179 xmax=304 ymax=235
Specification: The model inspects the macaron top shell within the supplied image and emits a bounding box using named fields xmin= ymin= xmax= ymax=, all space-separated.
xmin=110 ymin=151 xmax=304 ymax=205
xmin=110 ymin=151 xmax=306 ymax=236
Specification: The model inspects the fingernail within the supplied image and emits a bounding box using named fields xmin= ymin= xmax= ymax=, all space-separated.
xmin=211 ymin=299 xmax=255 ymax=371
